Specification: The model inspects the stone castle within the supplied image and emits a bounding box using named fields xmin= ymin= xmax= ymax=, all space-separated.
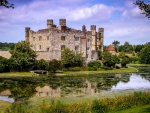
xmin=25 ymin=19 xmax=104 ymax=61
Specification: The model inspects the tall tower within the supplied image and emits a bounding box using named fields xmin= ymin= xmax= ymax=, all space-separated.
xmin=99 ymin=28 xmax=104 ymax=52
xmin=47 ymin=19 xmax=53 ymax=28
xmin=82 ymin=25 xmax=86 ymax=38
xmin=25 ymin=27 xmax=30 ymax=42
xmin=91 ymin=25 xmax=96 ymax=51
xmin=59 ymin=19 xmax=66 ymax=26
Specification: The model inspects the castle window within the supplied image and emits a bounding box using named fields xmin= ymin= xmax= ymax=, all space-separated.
xmin=75 ymin=46 xmax=79 ymax=51
xmin=39 ymin=45 xmax=42 ymax=50
xmin=61 ymin=36 xmax=65 ymax=41
xmin=39 ymin=36 xmax=42 ymax=41
xmin=61 ymin=45 xmax=65 ymax=50
xmin=47 ymin=36 xmax=49 ymax=40
xmin=33 ymin=37 xmax=35 ymax=41
xmin=47 ymin=48 xmax=49 ymax=51
xmin=75 ymin=37 xmax=79 ymax=41
xmin=86 ymin=54 xmax=88 ymax=58
xmin=87 ymin=39 xmax=90 ymax=42
xmin=87 ymin=47 xmax=90 ymax=51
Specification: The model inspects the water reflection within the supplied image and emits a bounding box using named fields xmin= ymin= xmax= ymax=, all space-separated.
xmin=0 ymin=72 xmax=150 ymax=102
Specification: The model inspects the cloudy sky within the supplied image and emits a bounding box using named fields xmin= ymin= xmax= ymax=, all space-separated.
xmin=0 ymin=0 xmax=150 ymax=45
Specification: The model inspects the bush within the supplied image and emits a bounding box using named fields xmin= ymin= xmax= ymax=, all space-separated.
xmin=87 ymin=60 xmax=101 ymax=68
xmin=0 ymin=63 xmax=5 ymax=72
xmin=100 ymin=66 xmax=112 ymax=70
xmin=68 ymin=67 xmax=81 ymax=71
xmin=47 ymin=59 xmax=61 ymax=73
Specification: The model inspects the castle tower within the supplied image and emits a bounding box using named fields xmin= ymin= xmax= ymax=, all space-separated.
xmin=91 ymin=25 xmax=96 ymax=51
xmin=59 ymin=19 xmax=66 ymax=26
xmin=25 ymin=27 xmax=30 ymax=42
xmin=82 ymin=25 xmax=86 ymax=38
xmin=47 ymin=19 xmax=53 ymax=28
xmin=98 ymin=28 xmax=104 ymax=52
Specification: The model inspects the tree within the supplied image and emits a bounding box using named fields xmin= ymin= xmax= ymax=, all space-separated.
xmin=97 ymin=50 xmax=102 ymax=60
xmin=37 ymin=59 xmax=48 ymax=70
xmin=47 ymin=59 xmax=61 ymax=73
xmin=0 ymin=0 xmax=14 ymax=8
xmin=138 ymin=43 xmax=150 ymax=64
xmin=8 ymin=41 xmax=37 ymax=71
xmin=112 ymin=40 xmax=120 ymax=52
xmin=0 ymin=56 xmax=8 ymax=72
xmin=111 ymin=55 xmax=120 ymax=68
xmin=135 ymin=0 xmax=150 ymax=19
xmin=123 ymin=41 xmax=133 ymax=53
xmin=121 ymin=56 xmax=130 ymax=67
xmin=102 ymin=51 xmax=112 ymax=67
xmin=61 ymin=48 xmax=85 ymax=68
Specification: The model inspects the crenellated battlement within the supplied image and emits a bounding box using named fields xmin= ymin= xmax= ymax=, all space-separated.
xmin=91 ymin=25 xmax=96 ymax=30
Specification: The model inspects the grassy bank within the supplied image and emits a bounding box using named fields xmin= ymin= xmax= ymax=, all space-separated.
xmin=0 ymin=100 xmax=11 ymax=113
xmin=4 ymin=91 xmax=150 ymax=113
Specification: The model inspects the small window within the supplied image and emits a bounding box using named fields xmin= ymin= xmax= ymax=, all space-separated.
xmin=75 ymin=46 xmax=79 ymax=51
xmin=47 ymin=48 xmax=49 ymax=51
xmin=75 ymin=36 xmax=79 ymax=41
xmin=39 ymin=36 xmax=42 ymax=41
xmin=61 ymin=45 xmax=65 ymax=50
xmin=87 ymin=47 xmax=90 ymax=51
xmin=87 ymin=39 xmax=90 ymax=42
xmin=33 ymin=37 xmax=35 ymax=41
xmin=86 ymin=54 xmax=88 ymax=58
xmin=61 ymin=36 xmax=65 ymax=41
xmin=47 ymin=36 xmax=49 ymax=40
xmin=39 ymin=45 xmax=42 ymax=50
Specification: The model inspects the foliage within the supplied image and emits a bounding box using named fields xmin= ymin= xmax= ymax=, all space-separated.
xmin=37 ymin=59 xmax=48 ymax=70
xmin=130 ymin=56 xmax=139 ymax=64
xmin=0 ymin=42 xmax=15 ymax=50
xmin=61 ymin=48 xmax=85 ymax=68
xmin=97 ymin=50 xmax=102 ymax=60
xmin=135 ymin=0 xmax=150 ymax=19
xmin=0 ymin=63 xmax=5 ymax=72
xmin=111 ymin=55 xmax=120 ymax=67
xmin=47 ymin=59 xmax=61 ymax=73
xmin=118 ymin=52 xmax=126 ymax=58
xmin=0 ymin=0 xmax=14 ymax=8
xmin=7 ymin=41 xmax=37 ymax=71
xmin=123 ymin=41 xmax=133 ymax=53
xmin=87 ymin=60 xmax=101 ymax=68
xmin=0 ymin=56 xmax=9 ymax=72
xmin=112 ymin=40 xmax=120 ymax=52
xmin=138 ymin=43 xmax=150 ymax=64
xmin=121 ymin=56 xmax=130 ymax=67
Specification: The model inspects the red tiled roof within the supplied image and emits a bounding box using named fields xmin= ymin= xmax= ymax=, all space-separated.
xmin=105 ymin=45 xmax=116 ymax=51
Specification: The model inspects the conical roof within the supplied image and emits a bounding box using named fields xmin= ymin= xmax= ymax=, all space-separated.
xmin=105 ymin=44 xmax=116 ymax=51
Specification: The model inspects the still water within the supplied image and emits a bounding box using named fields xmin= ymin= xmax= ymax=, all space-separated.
xmin=0 ymin=72 xmax=150 ymax=103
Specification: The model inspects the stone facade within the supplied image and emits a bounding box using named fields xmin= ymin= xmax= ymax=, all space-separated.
xmin=25 ymin=19 xmax=104 ymax=61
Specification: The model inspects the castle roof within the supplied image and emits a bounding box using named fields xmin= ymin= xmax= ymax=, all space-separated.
xmin=105 ymin=45 xmax=116 ymax=51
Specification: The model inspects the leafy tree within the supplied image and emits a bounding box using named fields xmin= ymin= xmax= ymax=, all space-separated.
xmin=87 ymin=60 xmax=101 ymax=71
xmin=112 ymin=40 xmax=120 ymax=52
xmin=123 ymin=41 xmax=133 ymax=53
xmin=138 ymin=43 xmax=150 ymax=64
xmin=61 ymin=48 xmax=85 ymax=68
xmin=47 ymin=59 xmax=61 ymax=73
xmin=37 ymin=59 xmax=48 ymax=70
xmin=111 ymin=55 xmax=120 ymax=68
xmin=102 ymin=51 xmax=112 ymax=67
xmin=0 ymin=56 xmax=8 ymax=72
xmin=97 ymin=50 xmax=102 ymax=60
xmin=118 ymin=52 xmax=126 ymax=58
xmin=135 ymin=0 xmax=150 ymax=19
xmin=8 ymin=41 xmax=37 ymax=71
xmin=0 ymin=0 xmax=14 ymax=8
xmin=121 ymin=56 xmax=130 ymax=67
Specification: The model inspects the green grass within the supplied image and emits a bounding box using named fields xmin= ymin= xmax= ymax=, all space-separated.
xmin=0 ymin=72 xmax=37 ymax=78
xmin=127 ymin=64 xmax=150 ymax=67
xmin=109 ymin=104 xmax=150 ymax=113
xmin=0 ymin=100 xmax=11 ymax=113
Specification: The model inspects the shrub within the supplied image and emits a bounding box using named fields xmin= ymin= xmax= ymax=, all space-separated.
xmin=0 ymin=63 xmax=5 ymax=72
xmin=87 ymin=60 xmax=101 ymax=68
xmin=47 ymin=59 xmax=61 ymax=73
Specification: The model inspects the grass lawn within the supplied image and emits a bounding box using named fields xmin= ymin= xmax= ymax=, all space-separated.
xmin=109 ymin=104 xmax=150 ymax=113
xmin=0 ymin=72 xmax=37 ymax=78
xmin=0 ymin=100 xmax=11 ymax=113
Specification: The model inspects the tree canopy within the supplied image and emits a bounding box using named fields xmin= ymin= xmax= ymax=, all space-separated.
xmin=135 ymin=0 xmax=150 ymax=19
xmin=8 ymin=41 xmax=37 ymax=71
xmin=0 ymin=0 xmax=14 ymax=8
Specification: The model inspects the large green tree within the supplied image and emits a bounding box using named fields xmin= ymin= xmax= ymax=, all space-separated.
xmin=61 ymin=48 xmax=85 ymax=68
xmin=138 ymin=43 xmax=150 ymax=64
xmin=135 ymin=0 xmax=150 ymax=19
xmin=47 ymin=59 xmax=61 ymax=73
xmin=8 ymin=41 xmax=37 ymax=71
xmin=112 ymin=40 xmax=120 ymax=52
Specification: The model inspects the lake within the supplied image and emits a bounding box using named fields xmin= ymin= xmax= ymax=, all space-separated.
xmin=0 ymin=68 xmax=150 ymax=103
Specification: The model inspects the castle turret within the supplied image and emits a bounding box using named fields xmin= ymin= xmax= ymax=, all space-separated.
xmin=25 ymin=27 xmax=30 ymax=42
xmin=47 ymin=19 xmax=53 ymax=28
xmin=59 ymin=19 xmax=66 ymax=26
xmin=91 ymin=25 xmax=96 ymax=51
xmin=98 ymin=28 xmax=104 ymax=52
xmin=82 ymin=25 xmax=86 ymax=38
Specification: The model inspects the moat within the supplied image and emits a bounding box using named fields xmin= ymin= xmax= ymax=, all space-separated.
xmin=0 ymin=67 xmax=150 ymax=103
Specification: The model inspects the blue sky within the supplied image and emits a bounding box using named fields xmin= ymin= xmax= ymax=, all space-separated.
xmin=0 ymin=0 xmax=150 ymax=45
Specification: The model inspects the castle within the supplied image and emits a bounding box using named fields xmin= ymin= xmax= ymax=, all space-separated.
xmin=25 ymin=19 xmax=104 ymax=61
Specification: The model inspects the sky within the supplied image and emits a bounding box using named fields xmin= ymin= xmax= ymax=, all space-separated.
xmin=0 ymin=0 xmax=150 ymax=45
